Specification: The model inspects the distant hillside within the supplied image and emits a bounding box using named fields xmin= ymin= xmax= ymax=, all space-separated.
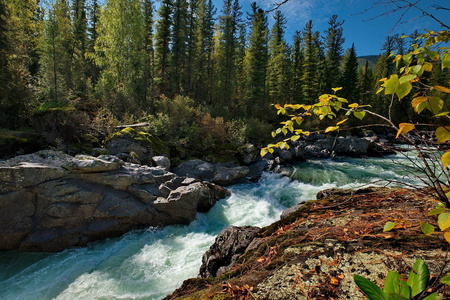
xmin=357 ymin=55 xmax=379 ymax=71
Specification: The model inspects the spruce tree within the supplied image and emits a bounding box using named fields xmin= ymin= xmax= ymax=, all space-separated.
xmin=71 ymin=0 xmax=88 ymax=92
xmin=143 ymin=0 xmax=155 ymax=111
xmin=323 ymin=14 xmax=344 ymax=93
xmin=170 ymin=0 xmax=188 ymax=95
xmin=267 ymin=10 xmax=290 ymax=104
xmin=155 ymin=0 xmax=172 ymax=95
xmin=301 ymin=20 xmax=319 ymax=104
xmin=291 ymin=31 xmax=303 ymax=103
xmin=358 ymin=60 xmax=373 ymax=105
xmin=215 ymin=0 xmax=242 ymax=112
xmin=339 ymin=43 xmax=359 ymax=102
xmin=243 ymin=2 xmax=268 ymax=118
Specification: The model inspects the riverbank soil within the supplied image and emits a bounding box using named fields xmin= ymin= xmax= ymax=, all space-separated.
xmin=165 ymin=187 xmax=450 ymax=299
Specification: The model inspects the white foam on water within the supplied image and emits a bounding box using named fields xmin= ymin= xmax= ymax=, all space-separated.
xmin=0 ymin=154 xmax=427 ymax=300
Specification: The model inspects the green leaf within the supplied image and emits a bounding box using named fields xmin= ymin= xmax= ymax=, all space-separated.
xmin=421 ymin=223 xmax=435 ymax=235
xmin=443 ymin=52 xmax=450 ymax=69
xmin=407 ymin=259 xmax=430 ymax=297
xmin=291 ymin=135 xmax=300 ymax=142
xmin=399 ymin=74 xmax=417 ymax=84
xmin=438 ymin=213 xmax=450 ymax=231
xmin=354 ymin=274 xmax=387 ymax=300
xmin=436 ymin=127 xmax=450 ymax=143
xmin=422 ymin=292 xmax=438 ymax=300
xmin=426 ymin=97 xmax=444 ymax=114
xmin=428 ymin=207 xmax=446 ymax=216
xmin=403 ymin=53 xmax=413 ymax=65
xmin=383 ymin=271 xmax=400 ymax=295
xmin=440 ymin=272 xmax=450 ymax=286
xmin=396 ymin=81 xmax=412 ymax=100
xmin=384 ymin=221 xmax=396 ymax=232
xmin=385 ymin=75 xmax=400 ymax=95
xmin=354 ymin=111 xmax=366 ymax=120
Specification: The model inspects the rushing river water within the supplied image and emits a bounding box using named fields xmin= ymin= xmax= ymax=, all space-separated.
xmin=0 ymin=155 xmax=421 ymax=300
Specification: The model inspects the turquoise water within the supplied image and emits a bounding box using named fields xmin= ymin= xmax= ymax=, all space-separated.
xmin=0 ymin=155 xmax=422 ymax=300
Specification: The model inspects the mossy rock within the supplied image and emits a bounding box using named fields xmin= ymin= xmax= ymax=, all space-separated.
xmin=0 ymin=128 xmax=42 ymax=159
xmin=104 ymin=127 xmax=168 ymax=158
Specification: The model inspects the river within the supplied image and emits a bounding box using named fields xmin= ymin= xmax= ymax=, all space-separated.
xmin=0 ymin=155 xmax=421 ymax=299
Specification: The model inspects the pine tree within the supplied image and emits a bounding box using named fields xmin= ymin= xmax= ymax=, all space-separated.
xmin=243 ymin=2 xmax=268 ymax=118
xmin=170 ymin=0 xmax=188 ymax=95
xmin=71 ymin=0 xmax=88 ymax=92
xmin=143 ymin=0 xmax=155 ymax=111
xmin=323 ymin=14 xmax=344 ymax=92
xmin=215 ymin=0 xmax=242 ymax=112
xmin=267 ymin=10 xmax=290 ymax=104
xmin=39 ymin=0 xmax=72 ymax=102
xmin=339 ymin=43 xmax=359 ymax=102
xmin=301 ymin=20 xmax=319 ymax=104
xmin=86 ymin=0 xmax=99 ymax=84
xmin=358 ymin=60 xmax=373 ymax=105
xmin=155 ymin=0 xmax=172 ymax=95
xmin=291 ymin=31 xmax=303 ymax=103
xmin=192 ymin=0 xmax=215 ymax=105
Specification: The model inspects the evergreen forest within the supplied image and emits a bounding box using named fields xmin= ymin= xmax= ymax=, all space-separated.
xmin=1 ymin=0 xmax=448 ymax=159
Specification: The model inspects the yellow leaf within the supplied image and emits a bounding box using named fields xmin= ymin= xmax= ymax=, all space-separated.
xmin=330 ymin=277 xmax=339 ymax=285
xmin=260 ymin=148 xmax=269 ymax=157
xmin=348 ymin=103 xmax=359 ymax=108
xmin=274 ymin=104 xmax=282 ymax=109
xmin=442 ymin=151 xmax=450 ymax=168
xmin=436 ymin=127 xmax=450 ymax=143
xmin=444 ymin=231 xmax=450 ymax=245
xmin=332 ymin=87 xmax=343 ymax=92
xmin=438 ymin=213 xmax=450 ymax=231
xmin=411 ymin=96 xmax=428 ymax=113
xmin=396 ymin=123 xmax=415 ymax=138
xmin=423 ymin=62 xmax=433 ymax=72
xmin=325 ymin=126 xmax=339 ymax=133
xmin=434 ymin=85 xmax=450 ymax=93
xmin=337 ymin=119 xmax=348 ymax=125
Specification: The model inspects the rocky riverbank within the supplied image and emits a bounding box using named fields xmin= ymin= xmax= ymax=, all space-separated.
xmin=165 ymin=187 xmax=450 ymax=299
xmin=0 ymin=150 xmax=229 ymax=252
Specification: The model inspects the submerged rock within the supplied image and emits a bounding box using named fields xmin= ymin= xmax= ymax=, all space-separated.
xmin=0 ymin=150 xmax=229 ymax=252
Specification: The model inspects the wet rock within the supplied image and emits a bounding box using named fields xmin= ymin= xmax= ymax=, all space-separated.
xmin=212 ymin=166 xmax=249 ymax=186
xmin=199 ymin=225 xmax=260 ymax=278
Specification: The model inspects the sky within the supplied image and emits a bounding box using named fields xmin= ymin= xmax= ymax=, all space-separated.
xmin=212 ymin=0 xmax=449 ymax=56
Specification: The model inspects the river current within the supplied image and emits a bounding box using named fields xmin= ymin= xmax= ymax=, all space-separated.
xmin=0 ymin=155 xmax=421 ymax=299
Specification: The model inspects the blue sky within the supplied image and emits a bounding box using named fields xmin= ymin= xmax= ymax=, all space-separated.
xmin=212 ymin=0 xmax=449 ymax=56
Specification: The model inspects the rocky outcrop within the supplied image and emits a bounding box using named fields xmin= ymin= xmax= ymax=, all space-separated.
xmin=199 ymin=226 xmax=260 ymax=278
xmin=104 ymin=127 xmax=167 ymax=166
xmin=0 ymin=150 xmax=229 ymax=252
xmin=165 ymin=188 xmax=450 ymax=300
xmin=174 ymin=160 xmax=250 ymax=186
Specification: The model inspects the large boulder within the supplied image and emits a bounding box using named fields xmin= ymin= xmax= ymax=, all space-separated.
xmin=175 ymin=159 xmax=249 ymax=186
xmin=0 ymin=150 xmax=229 ymax=252
xmin=198 ymin=225 xmax=260 ymax=278
xmin=104 ymin=127 xmax=166 ymax=165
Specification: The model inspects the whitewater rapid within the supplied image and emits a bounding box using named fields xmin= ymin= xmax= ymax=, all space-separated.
xmin=0 ymin=155 xmax=421 ymax=299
